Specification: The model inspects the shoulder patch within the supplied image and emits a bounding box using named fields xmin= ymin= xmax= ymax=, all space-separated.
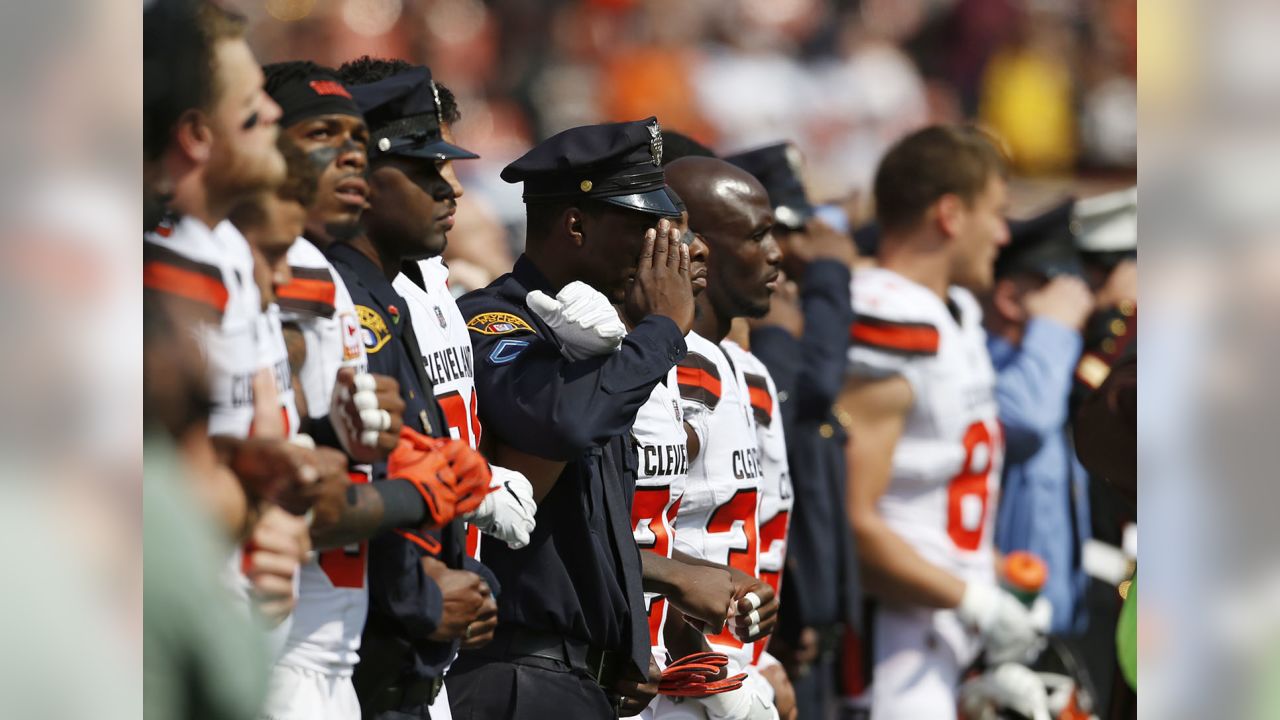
xmin=357 ymin=305 xmax=391 ymax=354
xmin=467 ymin=312 xmax=534 ymax=336
xmin=743 ymin=372 xmax=773 ymax=427
xmin=850 ymin=315 xmax=939 ymax=356
xmin=677 ymin=352 xmax=722 ymax=409
xmin=488 ymin=338 xmax=530 ymax=365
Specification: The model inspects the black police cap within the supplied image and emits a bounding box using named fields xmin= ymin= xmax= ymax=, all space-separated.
xmin=502 ymin=117 xmax=681 ymax=218
xmin=997 ymin=199 xmax=1084 ymax=279
xmin=725 ymin=142 xmax=814 ymax=231
xmin=348 ymin=66 xmax=479 ymax=162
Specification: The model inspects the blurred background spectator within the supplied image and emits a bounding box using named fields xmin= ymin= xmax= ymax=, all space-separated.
xmin=239 ymin=0 xmax=1136 ymax=289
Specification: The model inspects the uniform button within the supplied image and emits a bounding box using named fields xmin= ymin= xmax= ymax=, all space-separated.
xmin=1119 ymin=300 xmax=1136 ymax=316
xmin=409 ymin=390 xmax=415 ymax=399
xmin=819 ymin=423 xmax=834 ymax=439
xmin=1110 ymin=319 xmax=1127 ymax=336
xmin=1101 ymin=338 xmax=1117 ymax=354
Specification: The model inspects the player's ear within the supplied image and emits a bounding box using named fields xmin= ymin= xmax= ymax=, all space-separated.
xmin=563 ymin=207 xmax=586 ymax=248
xmin=935 ymin=193 xmax=963 ymax=239
xmin=991 ymin=277 xmax=1025 ymax=323
xmin=174 ymin=108 xmax=214 ymax=165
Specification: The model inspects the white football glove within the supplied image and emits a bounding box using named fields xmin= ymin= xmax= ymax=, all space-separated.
xmin=465 ymin=465 xmax=537 ymax=549
xmin=957 ymin=583 xmax=1042 ymax=665
xmin=697 ymin=682 xmax=778 ymax=720
xmin=958 ymin=663 xmax=1051 ymax=720
xmin=527 ymin=281 xmax=626 ymax=361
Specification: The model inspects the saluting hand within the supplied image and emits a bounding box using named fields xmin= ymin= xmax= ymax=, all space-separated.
xmin=624 ymin=218 xmax=695 ymax=334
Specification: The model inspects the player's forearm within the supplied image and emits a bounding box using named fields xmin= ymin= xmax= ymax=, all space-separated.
xmin=852 ymin=514 xmax=965 ymax=609
xmin=309 ymin=480 xmax=427 ymax=550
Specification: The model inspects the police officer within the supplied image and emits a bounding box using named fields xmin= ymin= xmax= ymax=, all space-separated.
xmin=328 ymin=66 xmax=497 ymax=719
xmin=726 ymin=142 xmax=861 ymax=720
xmin=447 ymin=118 xmax=697 ymax=719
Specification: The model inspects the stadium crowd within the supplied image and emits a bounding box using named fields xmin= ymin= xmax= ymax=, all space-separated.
xmin=143 ymin=1 xmax=1137 ymax=719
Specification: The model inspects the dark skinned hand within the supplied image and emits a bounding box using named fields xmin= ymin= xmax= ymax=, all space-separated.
xmin=614 ymin=655 xmax=661 ymax=716
xmin=624 ymin=218 xmax=694 ymax=334
xmin=421 ymin=556 xmax=490 ymax=642
xmin=760 ymin=663 xmax=798 ymax=720
xmin=330 ymin=368 xmax=405 ymax=462
xmin=666 ymin=562 xmax=737 ymax=635
xmin=727 ymin=568 xmax=779 ymax=643
xmin=460 ymin=593 xmax=498 ymax=649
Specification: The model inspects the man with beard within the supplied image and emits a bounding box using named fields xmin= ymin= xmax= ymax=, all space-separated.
xmin=327 ymin=63 xmax=501 ymax=720
xmin=650 ymin=156 xmax=784 ymax=720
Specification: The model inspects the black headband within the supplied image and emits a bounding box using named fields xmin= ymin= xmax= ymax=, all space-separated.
xmin=272 ymin=74 xmax=362 ymax=129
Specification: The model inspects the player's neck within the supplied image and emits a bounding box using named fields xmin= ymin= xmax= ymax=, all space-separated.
xmin=692 ymin=295 xmax=731 ymax=343
xmin=170 ymin=175 xmax=230 ymax=231
xmin=877 ymin=234 xmax=951 ymax=301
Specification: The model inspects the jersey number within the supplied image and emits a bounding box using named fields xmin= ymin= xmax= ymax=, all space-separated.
xmin=318 ymin=471 xmax=371 ymax=588
xmin=947 ymin=421 xmax=999 ymax=551
xmin=436 ymin=388 xmax=482 ymax=447
xmin=633 ymin=486 xmax=680 ymax=646
xmin=705 ymin=488 xmax=759 ymax=649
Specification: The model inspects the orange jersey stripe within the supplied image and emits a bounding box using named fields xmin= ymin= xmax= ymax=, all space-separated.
xmin=850 ymin=319 xmax=939 ymax=354
xmin=144 ymin=261 xmax=229 ymax=314
xmin=676 ymin=366 xmax=722 ymax=398
xmin=277 ymin=276 xmax=336 ymax=306
xmin=747 ymin=384 xmax=772 ymax=417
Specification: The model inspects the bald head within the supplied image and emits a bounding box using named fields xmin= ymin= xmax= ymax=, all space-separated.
xmin=666 ymin=156 xmax=781 ymax=324
xmin=666 ymin=156 xmax=771 ymax=236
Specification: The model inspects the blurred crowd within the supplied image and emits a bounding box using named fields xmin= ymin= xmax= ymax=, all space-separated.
xmin=143 ymin=1 xmax=1137 ymax=719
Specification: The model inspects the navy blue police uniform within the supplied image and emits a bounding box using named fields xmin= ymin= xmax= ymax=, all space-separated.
xmin=446 ymin=118 xmax=686 ymax=720
xmin=328 ymin=65 xmax=492 ymax=719
xmin=729 ymin=143 xmax=862 ymax=720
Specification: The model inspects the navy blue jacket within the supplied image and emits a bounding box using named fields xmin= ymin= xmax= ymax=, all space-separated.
xmin=749 ymin=260 xmax=860 ymax=634
xmin=327 ymin=242 xmax=470 ymax=683
xmin=457 ymin=254 xmax=686 ymax=677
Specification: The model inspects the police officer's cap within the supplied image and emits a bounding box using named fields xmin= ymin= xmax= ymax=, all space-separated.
xmin=502 ymin=117 xmax=681 ymax=218
xmin=349 ymin=66 xmax=479 ymax=162
xmin=997 ymin=199 xmax=1084 ymax=279
xmin=1072 ymin=187 xmax=1136 ymax=268
xmin=725 ymin=142 xmax=814 ymax=231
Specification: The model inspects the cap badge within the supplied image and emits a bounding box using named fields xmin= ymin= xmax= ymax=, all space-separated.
xmin=580 ymin=180 xmax=593 ymax=192
xmin=648 ymin=122 xmax=663 ymax=166
xmin=785 ymin=143 xmax=803 ymax=174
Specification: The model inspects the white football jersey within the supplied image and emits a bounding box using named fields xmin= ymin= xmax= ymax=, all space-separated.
xmin=394 ymin=257 xmax=483 ymax=558
xmin=672 ymin=331 xmax=763 ymax=673
xmin=629 ymin=369 xmax=690 ymax=665
xmin=720 ymin=340 xmax=793 ymax=667
xmin=847 ymin=267 xmax=1003 ymax=584
xmin=255 ymin=302 xmax=301 ymax=438
xmin=278 ymin=238 xmax=367 ymax=419
xmin=144 ymin=216 xmax=262 ymax=438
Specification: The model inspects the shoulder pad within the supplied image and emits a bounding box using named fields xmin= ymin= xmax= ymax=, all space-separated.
xmin=743 ymin=372 xmax=773 ymax=427
xmin=677 ymin=352 xmax=721 ymax=409
xmin=850 ymin=268 xmax=940 ymax=357
xmin=277 ymin=265 xmax=337 ymax=318
xmin=143 ymin=241 xmax=228 ymax=318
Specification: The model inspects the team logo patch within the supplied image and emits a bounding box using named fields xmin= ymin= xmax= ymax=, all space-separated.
xmin=339 ymin=311 xmax=363 ymax=361
xmin=357 ymin=305 xmax=391 ymax=353
xmin=489 ymin=338 xmax=530 ymax=365
xmin=467 ymin=312 xmax=534 ymax=336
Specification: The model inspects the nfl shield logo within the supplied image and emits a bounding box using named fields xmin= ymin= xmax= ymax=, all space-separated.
xmin=434 ymin=306 xmax=447 ymax=329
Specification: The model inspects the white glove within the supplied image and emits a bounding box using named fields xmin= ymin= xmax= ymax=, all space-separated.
xmin=957 ymin=583 xmax=1041 ymax=664
xmin=697 ymin=683 xmax=778 ymax=720
xmin=958 ymin=663 xmax=1051 ymax=720
xmin=527 ymin=281 xmax=626 ymax=361
xmin=465 ymin=466 xmax=537 ymax=549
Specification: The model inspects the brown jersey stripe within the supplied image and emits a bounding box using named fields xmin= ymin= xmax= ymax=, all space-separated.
xmin=850 ymin=315 xmax=940 ymax=356
xmin=744 ymin=373 xmax=773 ymax=427
xmin=288 ymin=265 xmax=333 ymax=283
xmin=144 ymin=261 xmax=229 ymax=315
xmin=144 ymin=242 xmax=223 ymax=282
xmin=277 ymin=276 xmax=337 ymax=317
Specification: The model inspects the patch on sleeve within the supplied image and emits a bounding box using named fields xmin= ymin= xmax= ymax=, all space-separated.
xmin=357 ymin=305 xmax=391 ymax=354
xmin=339 ymin=310 xmax=363 ymax=361
xmin=849 ymin=315 xmax=939 ymax=356
xmin=467 ymin=312 xmax=534 ymax=336
xmin=676 ymin=352 xmax=721 ymax=409
xmin=488 ymin=338 xmax=530 ymax=365
xmin=743 ymin=372 xmax=773 ymax=427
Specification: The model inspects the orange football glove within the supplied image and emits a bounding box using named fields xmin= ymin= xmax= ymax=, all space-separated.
xmin=387 ymin=432 xmax=459 ymax=527
xmin=658 ymin=652 xmax=746 ymax=697
xmin=435 ymin=439 xmax=493 ymax=515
